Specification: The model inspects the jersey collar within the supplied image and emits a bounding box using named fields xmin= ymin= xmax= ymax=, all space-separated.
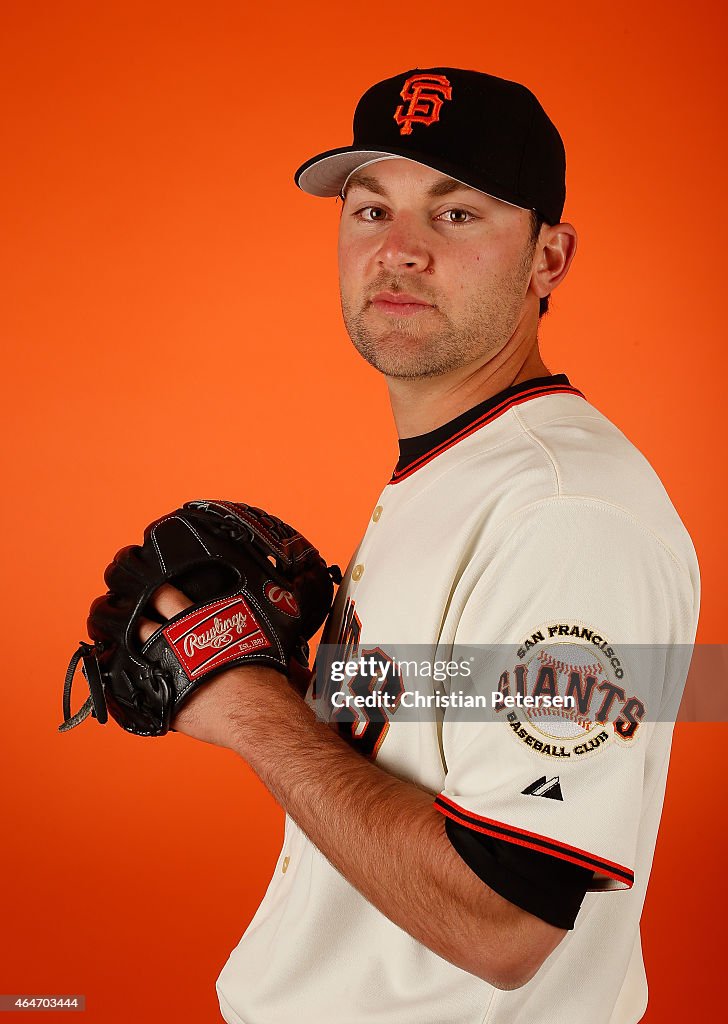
xmin=391 ymin=374 xmax=584 ymax=484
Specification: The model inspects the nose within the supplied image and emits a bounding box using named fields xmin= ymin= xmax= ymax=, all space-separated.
xmin=376 ymin=215 xmax=431 ymax=273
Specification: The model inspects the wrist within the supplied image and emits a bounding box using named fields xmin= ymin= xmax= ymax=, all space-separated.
xmin=171 ymin=665 xmax=287 ymax=750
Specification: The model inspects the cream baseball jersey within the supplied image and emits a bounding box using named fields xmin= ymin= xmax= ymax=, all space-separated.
xmin=216 ymin=375 xmax=700 ymax=1024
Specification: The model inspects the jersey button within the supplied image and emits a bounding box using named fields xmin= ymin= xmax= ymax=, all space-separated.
xmin=351 ymin=563 xmax=364 ymax=581
xmin=372 ymin=505 xmax=383 ymax=522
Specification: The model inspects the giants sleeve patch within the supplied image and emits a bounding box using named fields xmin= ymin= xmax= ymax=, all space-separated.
xmin=495 ymin=623 xmax=648 ymax=759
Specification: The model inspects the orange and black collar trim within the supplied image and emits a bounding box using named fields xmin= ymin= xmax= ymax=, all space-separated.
xmin=391 ymin=374 xmax=584 ymax=484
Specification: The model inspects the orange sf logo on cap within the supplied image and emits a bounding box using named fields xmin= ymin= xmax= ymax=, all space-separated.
xmin=394 ymin=74 xmax=453 ymax=136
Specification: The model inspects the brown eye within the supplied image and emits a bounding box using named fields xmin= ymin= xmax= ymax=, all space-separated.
xmin=357 ymin=206 xmax=387 ymax=222
xmin=439 ymin=209 xmax=473 ymax=224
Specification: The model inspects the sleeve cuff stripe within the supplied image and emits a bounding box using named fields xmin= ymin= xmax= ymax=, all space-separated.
xmin=434 ymin=794 xmax=634 ymax=887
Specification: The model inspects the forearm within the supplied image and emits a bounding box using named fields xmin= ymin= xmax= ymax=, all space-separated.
xmin=223 ymin=668 xmax=559 ymax=987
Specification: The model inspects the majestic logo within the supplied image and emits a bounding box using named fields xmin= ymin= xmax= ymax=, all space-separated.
xmin=522 ymin=776 xmax=564 ymax=801
xmin=394 ymin=74 xmax=452 ymax=136
xmin=264 ymin=582 xmax=300 ymax=617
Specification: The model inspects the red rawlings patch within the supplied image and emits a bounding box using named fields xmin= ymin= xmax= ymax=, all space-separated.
xmin=163 ymin=595 xmax=272 ymax=679
xmin=264 ymin=581 xmax=300 ymax=617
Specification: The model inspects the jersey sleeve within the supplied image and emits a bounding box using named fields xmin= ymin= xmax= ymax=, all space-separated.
xmin=437 ymin=497 xmax=695 ymax=912
xmin=444 ymin=818 xmax=593 ymax=928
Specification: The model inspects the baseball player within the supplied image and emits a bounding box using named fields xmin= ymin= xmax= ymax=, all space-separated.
xmin=121 ymin=68 xmax=700 ymax=1022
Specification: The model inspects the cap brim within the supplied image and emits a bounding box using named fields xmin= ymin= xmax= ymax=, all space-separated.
xmin=295 ymin=148 xmax=412 ymax=197
xmin=294 ymin=146 xmax=532 ymax=218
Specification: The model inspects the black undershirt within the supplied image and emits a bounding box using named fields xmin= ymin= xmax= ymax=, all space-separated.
xmin=445 ymin=819 xmax=593 ymax=930
xmin=395 ymin=373 xmax=573 ymax=476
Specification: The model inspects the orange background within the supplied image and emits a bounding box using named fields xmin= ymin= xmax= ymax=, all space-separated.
xmin=1 ymin=1 xmax=725 ymax=1020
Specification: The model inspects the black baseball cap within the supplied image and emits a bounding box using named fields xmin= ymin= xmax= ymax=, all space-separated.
xmin=295 ymin=67 xmax=566 ymax=225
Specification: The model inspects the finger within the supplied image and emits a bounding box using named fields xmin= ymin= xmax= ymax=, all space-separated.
xmin=139 ymin=615 xmax=163 ymax=644
xmin=149 ymin=582 xmax=195 ymax=620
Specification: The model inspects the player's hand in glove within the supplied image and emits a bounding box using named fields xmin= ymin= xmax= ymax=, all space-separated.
xmin=59 ymin=500 xmax=341 ymax=738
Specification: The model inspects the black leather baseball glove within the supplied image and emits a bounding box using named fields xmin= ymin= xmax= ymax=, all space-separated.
xmin=59 ymin=499 xmax=341 ymax=737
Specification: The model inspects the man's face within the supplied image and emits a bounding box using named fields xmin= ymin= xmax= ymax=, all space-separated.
xmin=338 ymin=158 xmax=538 ymax=380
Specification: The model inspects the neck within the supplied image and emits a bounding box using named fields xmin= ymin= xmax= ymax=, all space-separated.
xmin=387 ymin=331 xmax=549 ymax=438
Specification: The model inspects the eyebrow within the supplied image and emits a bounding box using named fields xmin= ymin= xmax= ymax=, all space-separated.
xmin=342 ymin=172 xmax=478 ymax=201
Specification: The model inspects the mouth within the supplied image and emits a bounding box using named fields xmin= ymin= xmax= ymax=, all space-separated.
xmin=369 ymin=291 xmax=435 ymax=317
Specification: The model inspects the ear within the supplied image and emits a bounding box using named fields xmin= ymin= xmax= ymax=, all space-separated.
xmin=531 ymin=223 xmax=578 ymax=300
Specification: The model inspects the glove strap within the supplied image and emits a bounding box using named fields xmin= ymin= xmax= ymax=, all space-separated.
xmin=58 ymin=642 xmax=109 ymax=732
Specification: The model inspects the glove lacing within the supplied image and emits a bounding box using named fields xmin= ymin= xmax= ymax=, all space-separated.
xmin=58 ymin=641 xmax=108 ymax=733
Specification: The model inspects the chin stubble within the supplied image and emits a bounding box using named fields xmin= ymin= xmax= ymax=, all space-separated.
xmin=340 ymin=242 xmax=536 ymax=381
